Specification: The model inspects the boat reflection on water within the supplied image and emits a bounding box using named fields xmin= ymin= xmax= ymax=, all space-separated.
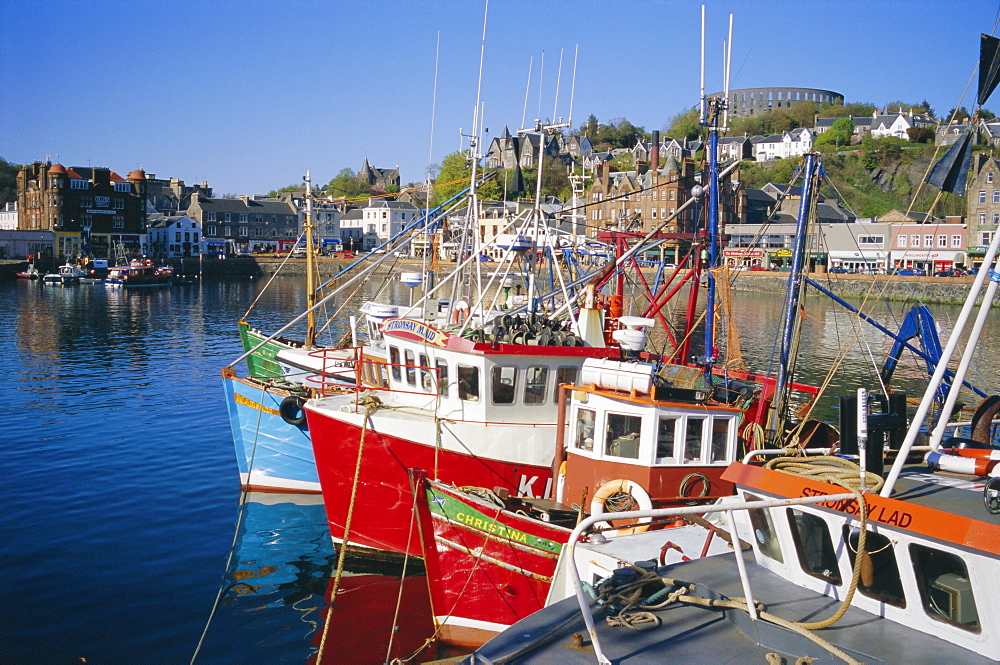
xmin=197 ymin=492 xmax=444 ymax=664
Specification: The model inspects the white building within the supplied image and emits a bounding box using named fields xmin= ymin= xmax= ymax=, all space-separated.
xmin=0 ymin=202 xmax=17 ymax=230
xmin=146 ymin=215 xmax=202 ymax=258
xmin=361 ymin=199 xmax=420 ymax=245
xmin=753 ymin=128 xmax=815 ymax=161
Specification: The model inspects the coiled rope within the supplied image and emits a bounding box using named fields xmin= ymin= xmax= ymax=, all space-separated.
xmin=600 ymin=456 xmax=882 ymax=665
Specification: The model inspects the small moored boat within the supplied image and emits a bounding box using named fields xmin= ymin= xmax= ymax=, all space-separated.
xmin=105 ymin=259 xmax=173 ymax=288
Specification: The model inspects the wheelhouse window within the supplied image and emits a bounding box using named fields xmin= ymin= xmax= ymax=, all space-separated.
xmin=910 ymin=543 xmax=980 ymax=632
xmin=491 ymin=366 xmax=517 ymax=404
xmin=575 ymin=408 xmax=596 ymax=451
xmin=554 ymin=366 xmax=579 ymax=401
xmin=419 ymin=353 xmax=433 ymax=392
xmin=435 ymin=359 xmax=449 ymax=397
xmin=684 ymin=418 xmax=705 ymax=461
xmin=745 ymin=493 xmax=783 ymax=563
xmin=458 ymin=365 xmax=479 ymax=402
xmin=605 ymin=413 xmax=642 ymax=459
xmin=787 ymin=510 xmax=841 ymax=585
xmin=523 ymin=366 xmax=548 ymax=404
xmin=389 ymin=346 xmax=401 ymax=382
xmin=656 ymin=417 xmax=677 ymax=462
xmin=404 ymin=349 xmax=416 ymax=386
xmin=710 ymin=418 xmax=732 ymax=462
xmin=844 ymin=526 xmax=904 ymax=608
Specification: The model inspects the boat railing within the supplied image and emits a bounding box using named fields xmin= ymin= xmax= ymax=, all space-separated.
xmin=565 ymin=493 xmax=855 ymax=665
xmin=308 ymin=347 xmax=444 ymax=408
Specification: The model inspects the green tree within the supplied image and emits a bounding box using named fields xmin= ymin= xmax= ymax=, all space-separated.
xmin=432 ymin=152 xmax=474 ymax=205
xmin=665 ymin=108 xmax=702 ymax=141
xmin=906 ymin=126 xmax=935 ymax=143
xmin=266 ymin=184 xmax=300 ymax=198
xmin=0 ymin=157 xmax=21 ymax=203
xmin=814 ymin=117 xmax=855 ymax=152
xmin=609 ymin=151 xmax=635 ymax=171
xmin=324 ymin=168 xmax=371 ymax=200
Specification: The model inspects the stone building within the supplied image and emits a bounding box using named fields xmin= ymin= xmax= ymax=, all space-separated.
xmin=186 ymin=192 xmax=299 ymax=255
xmin=967 ymin=153 xmax=1000 ymax=267
xmin=358 ymin=158 xmax=400 ymax=192
xmin=16 ymin=161 xmax=148 ymax=259
xmin=708 ymin=86 xmax=844 ymax=118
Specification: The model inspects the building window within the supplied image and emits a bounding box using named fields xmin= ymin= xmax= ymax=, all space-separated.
xmin=70 ymin=179 xmax=88 ymax=189
xmin=112 ymin=216 xmax=124 ymax=229
xmin=224 ymin=225 xmax=232 ymax=236
xmin=175 ymin=232 xmax=182 ymax=242
xmin=980 ymin=191 xmax=986 ymax=204
xmin=924 ymin=235 xmax=933 ymax=247
xmin=113 ymin=198 xmax=125 ymax=209
xmin=207 ymin=225 xmax=217 ymax=236
xmin=898 ymin=235 xmax=907 ymax=247
xmin=982 ymin=231 xmax=995 ymax=245
xmin=989 ymin=172 xmax=994 ymax=183
xmin=994 ymin=213 xmax=999 ymax=224
xmin=239 ymin=226 xmax=248 ymax=237
xmin=207 ymin=212 xmax=216 ymax=222
xmin=980 ymin=213 xmax=987 ymax=224
xmin=239 ymin=213 xmax=248 ymax=223
xmin=994 ymin=191 xmax=999 ymax=204
xmin=80 ymin=196 xmax=92 ymax=208
xmin=224 ymin=213 xmax=231 ymax=222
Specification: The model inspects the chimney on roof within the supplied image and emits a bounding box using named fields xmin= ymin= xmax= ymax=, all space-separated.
xmin=650 ymin=131 xmax=660 ymax=170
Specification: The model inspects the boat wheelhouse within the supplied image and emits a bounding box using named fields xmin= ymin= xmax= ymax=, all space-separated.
xmin=305 ymin=316 xmax=622 ymax=556
xmin=42 ymin=262 xmax=85 ymax=285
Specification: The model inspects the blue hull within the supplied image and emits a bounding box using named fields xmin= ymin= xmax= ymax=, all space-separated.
xmin=223 ymin=374 xmax=320 ymax=492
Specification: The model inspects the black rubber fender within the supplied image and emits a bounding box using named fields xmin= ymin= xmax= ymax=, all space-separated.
xmin=279 ymin=395 xmax=308 ymax=428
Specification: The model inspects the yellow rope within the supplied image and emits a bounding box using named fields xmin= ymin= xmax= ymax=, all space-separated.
xmin=315 ymin=393 xmax=383 ymax=663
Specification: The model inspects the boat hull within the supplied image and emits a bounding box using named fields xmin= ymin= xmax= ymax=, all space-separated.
xmin=305 ymin=400 xmax=555 ymax=557
xmin=222 ymin=373 xmax=321 ymax=493
xmin=413 ymin=477 xmax=571 ymax=647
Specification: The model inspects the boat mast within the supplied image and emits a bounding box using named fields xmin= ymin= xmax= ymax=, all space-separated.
xmin=304 ymin=171 xmax=316 ymax=347
xmin=768 ymin=152 xmax=819 ymax=444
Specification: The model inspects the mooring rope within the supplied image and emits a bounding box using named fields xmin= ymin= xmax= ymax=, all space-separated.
xmin=315 ymin=393 xmax=383 ymax=663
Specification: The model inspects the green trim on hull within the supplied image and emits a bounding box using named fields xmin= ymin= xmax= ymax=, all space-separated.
xmin=238 ymin=321 xmax=291 ymax=378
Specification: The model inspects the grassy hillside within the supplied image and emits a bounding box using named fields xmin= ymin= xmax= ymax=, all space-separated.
xmin=738 ymin=142 xmax=971 ymax=219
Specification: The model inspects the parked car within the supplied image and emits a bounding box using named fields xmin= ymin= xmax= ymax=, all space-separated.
xmin=829 ymin=267 xmax=850 ymax=274
xmin=749 ymin=265 xmax=768 ymax=271
xmin=895 ymin=268 xmax=924 ymax=276
xmin=934 ymin=269 xmax=961 ymax=277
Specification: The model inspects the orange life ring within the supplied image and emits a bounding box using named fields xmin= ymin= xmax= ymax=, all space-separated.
xmin=589 ymin=479 xmax=652 ymax=536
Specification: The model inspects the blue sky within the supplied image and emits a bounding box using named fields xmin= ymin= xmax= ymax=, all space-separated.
xmin=2 ymin=0 xmax=998 ymax=196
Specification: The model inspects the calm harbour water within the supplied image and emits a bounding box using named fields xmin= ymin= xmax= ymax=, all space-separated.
xmin=2 ymin=273 xmax=998 ymax=663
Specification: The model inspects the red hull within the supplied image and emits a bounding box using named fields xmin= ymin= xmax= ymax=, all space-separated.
xmin=306 ymin=408 xmax=554 ymax=557
xmin=413 ymin=476 xmax=572 ymax=646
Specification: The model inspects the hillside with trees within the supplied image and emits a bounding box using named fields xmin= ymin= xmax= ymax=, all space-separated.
xmin=1 ymin=157 xmax=22 ymax=203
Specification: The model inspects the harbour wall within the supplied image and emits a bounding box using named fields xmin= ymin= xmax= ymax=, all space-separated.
xmin=1 ymin=258 xmax=986 ymax=305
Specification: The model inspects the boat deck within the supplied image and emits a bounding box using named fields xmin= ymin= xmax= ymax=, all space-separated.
xmin=471 ymin=552 xmax=993 ymax=664
xmin=892 ymin=467 xmax=999 ymax=525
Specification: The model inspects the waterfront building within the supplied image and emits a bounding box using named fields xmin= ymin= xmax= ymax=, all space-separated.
xmin=16 ymin=162 xmax=148 ymax=260
xmin=887 ymin=217 xmax=968 ymax=273
xmin=186 ymin=192 xmax=298 ymax=255
xmin=360 ymin=199 xmax=420 ymax=249
xmin=144 ymin=175 xmax=213 ymax=215
xmin=146 ymin=215 xmax=202 ymax=259
xmin=967 ymin=153 xmax=1000 ymax=268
